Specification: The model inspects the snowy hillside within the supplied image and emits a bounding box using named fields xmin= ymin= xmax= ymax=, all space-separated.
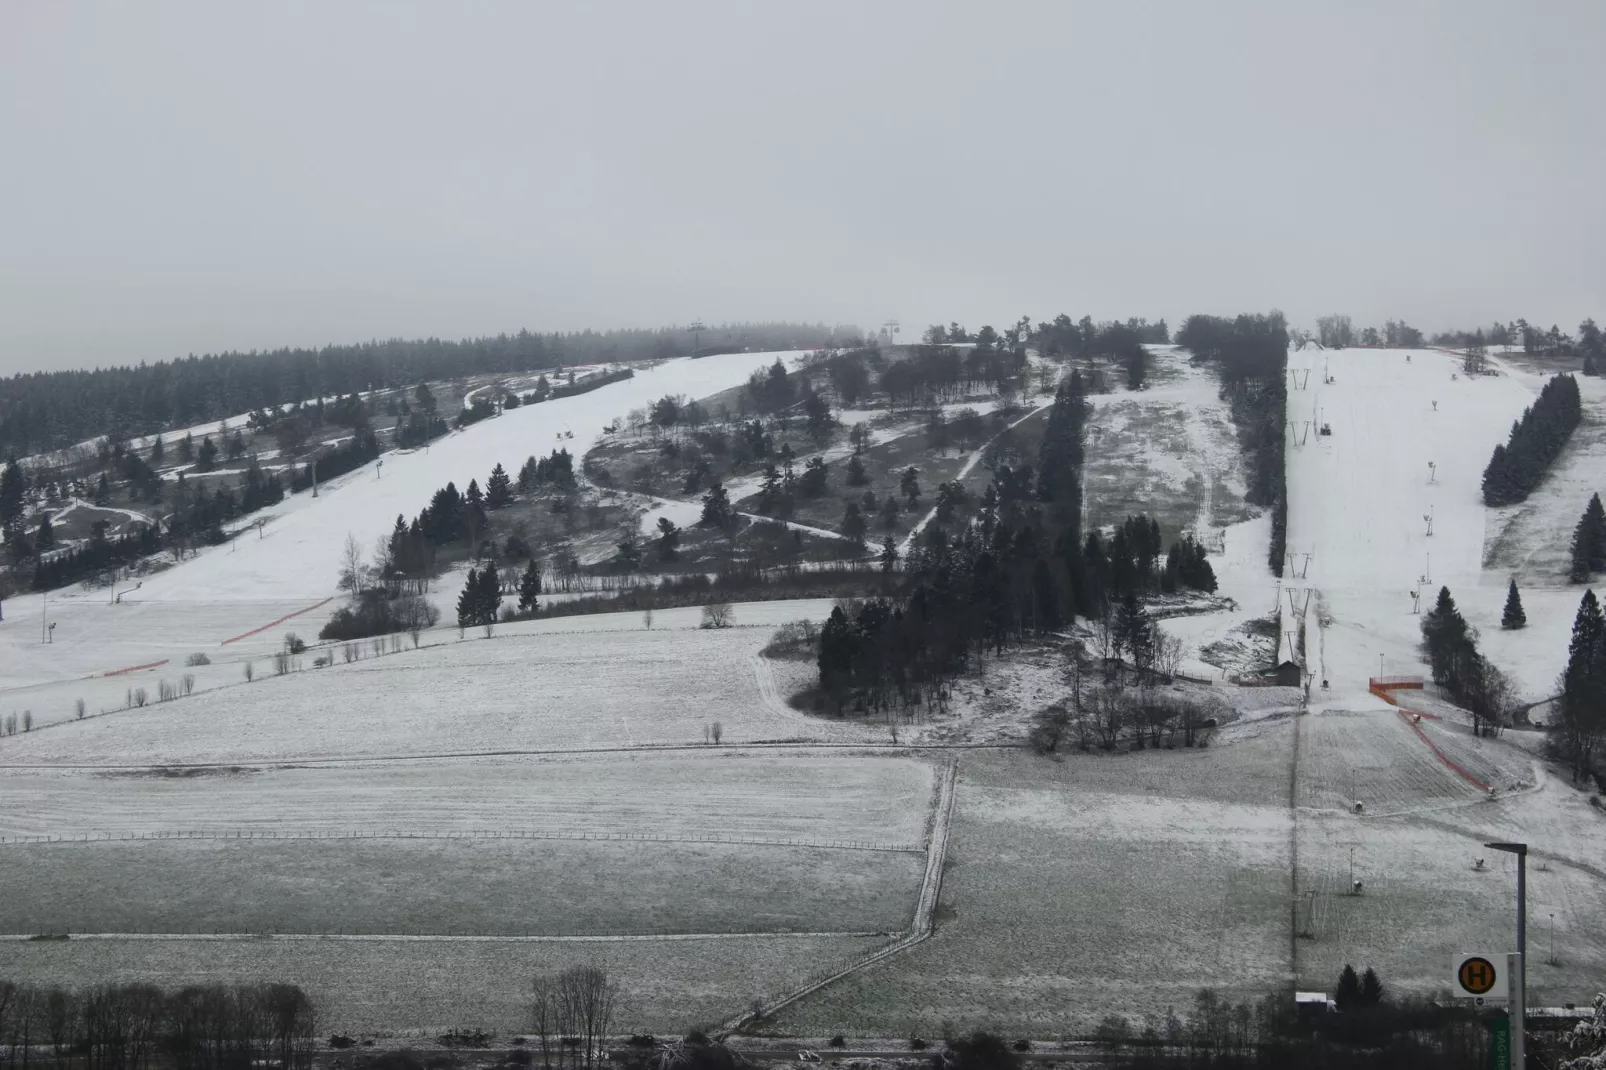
xmin=0 ymin=350 xmax=800 ymax=693
xmin=1285 ymin=347 xmax=1585 ymax=701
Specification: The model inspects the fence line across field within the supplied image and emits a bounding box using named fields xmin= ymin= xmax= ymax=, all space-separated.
xmin=0 ymin=828 xmax=922 ymax=853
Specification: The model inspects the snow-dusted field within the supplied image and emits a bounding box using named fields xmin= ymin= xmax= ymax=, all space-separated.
xmin=0 ymin=752 xmax=934 ymax=842
xmin=766 ymin=737 xmax=1297 ymax=1036
xmin=2 ymin=837 xmax=924 ymax=937
xmin=0 ymin=623 xmax=880 ymax=766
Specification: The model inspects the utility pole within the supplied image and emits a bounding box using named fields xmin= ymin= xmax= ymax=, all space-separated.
xmin=1486 ymin=841 xmax=1527 ymax=1069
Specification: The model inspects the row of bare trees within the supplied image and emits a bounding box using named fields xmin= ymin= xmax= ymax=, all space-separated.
xmin=0 ymin=981 xmax=315 ymax=1070
xmin=528 ymin=967 xmax=618 ymax=1070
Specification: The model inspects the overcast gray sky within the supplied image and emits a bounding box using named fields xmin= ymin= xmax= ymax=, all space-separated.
xmin=2 ymin=1 xmax=1603 ymax=375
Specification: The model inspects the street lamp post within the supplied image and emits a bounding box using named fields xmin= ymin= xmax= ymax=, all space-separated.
xmin=1486 ymin=841 xmax=1527 ymax=1070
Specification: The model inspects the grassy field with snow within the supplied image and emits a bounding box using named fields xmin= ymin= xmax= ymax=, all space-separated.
xmin=1084 ymin=347 xmax=1258 ymax=542
xmin=1 ymin=836 xmax=923 ymax=937
xmin=764 ymin=736 xmax=1297 ymax=1036
xmin=0 ymin=615 xmax=885 ymax=764
xmin=0 ymin=752 xmax=934 ymax=842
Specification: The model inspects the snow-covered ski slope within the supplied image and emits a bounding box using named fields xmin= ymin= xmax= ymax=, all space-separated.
xmin=1285 ymin=347 xmax=1580 ymax=700
xmin=0 ymin=350 xmax=798 ymax=689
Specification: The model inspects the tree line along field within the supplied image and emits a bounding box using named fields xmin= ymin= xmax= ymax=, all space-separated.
xmin=0 ymin=932 xmax=889 ymax=1036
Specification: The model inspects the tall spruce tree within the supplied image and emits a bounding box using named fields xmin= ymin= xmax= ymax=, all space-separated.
xmin=1420 ymin=586 xmax=1478 ymax=694
xmin=485 ymin=463 xmax=513 ymax=509
xmin=456 ymin=567 xmax=480 ymax=630
xmin=0 ymin=457 xmax=25 ymax=527
xmin=1359 ymin=968 xmax=1385 ymax=1008
xmin=1559 ymin=589 xmax=1606 ymax=782
xmin=1501 ymin=579 xmax=1527 ymax=629
xmin=1573 ymin=493 xmax=1606 ymax=582
xmin=1590 ymin=494 xmax=1606 ymax=572
xmin=517 ymin=558 xmax=541 ymax=614
xmin=1334 ymin=965 xmax=1362 ymax=1012
xmin=477 ymin=562 xmax=502 ymax=623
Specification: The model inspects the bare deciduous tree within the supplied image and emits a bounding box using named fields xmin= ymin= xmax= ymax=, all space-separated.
xmin=531 ymin=975 xmax=558 ymax=1069
xmin=338 ymin=533 xmax=366 ymax=594
xmin=1155 ymin=632 xmax=1185 ymax=682
xmin=244 ymin=661 xmax=255 ymax=682
xmin=700 ymin=602 xmax=734 ymax=629
xmin=556 ymin=966 xmax=617 ymax=1070
xmin=1092 ymin=683 xmax=1127 ymax=750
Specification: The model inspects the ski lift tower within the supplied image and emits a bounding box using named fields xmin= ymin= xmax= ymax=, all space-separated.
xmin=690 ymin=320 xmax=706 ymax=352
xmin=882 ymin=320 xmax=901 ymax=345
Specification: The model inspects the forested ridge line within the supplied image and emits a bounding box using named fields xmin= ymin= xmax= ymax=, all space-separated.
xmin=0 ymin=320 xmax=851 ymax=459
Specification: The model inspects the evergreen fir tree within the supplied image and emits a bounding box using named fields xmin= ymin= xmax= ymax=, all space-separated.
xmin=35 ymin=512 xmax=53 ymax=549
xmin=1359 ymin=968 xmax=1385 ymax=1008
xmin=456 ymin=567 xmax=480 ymax=629
xmin=655 ymin=517 xmax=680 ymax=562
xmin=0 ymin=457 xmax=24 ymax=526
xmin=1334 ymin=965 xmax=1362 ymax=1011
xmin=196 ymin=436 xmax=218 ymax=471
xmin=1501 ymin=579 xmax=1527 ymax=629
xmin=1113 ymin=591 xmax=1153 ymax=666
xmin=1560 ymin=589 xmax=1606 ymax=782
xmin=900 ymin=466 xmax=921 ymax=507
xmin=1586 ymin=493 xmax=1606 ymax=573
xmin=841 ymin=502 xmax=867 ymax=544
xmin=699 ymin=481 xmax=734 ymax=531
xmin=846 ymin=454 xmax=868 ymax=486
xmin=485 ymin=463 xmax=513 ymax=509
xmin=756 ymin=464 xmax=784 ymax=515
xmin=477 ymin=561 xmax=502 ymax=622
xmin=149 ymin=435 xmax=165 ymax=464
xmin=178 ymin=433 xmax=194 ymax=462
xmin=798 ymin=456 xmax=829 ymax=498
xmin=1420 ymin=586 xmax=1480 ymax=694
xmin=879 ymin=536 xmax=899 ymax=573
xmin=1031 ymin=558 xmax=1062 ymax=632
xmin=517 ymin=558 xmax=542 ymax=614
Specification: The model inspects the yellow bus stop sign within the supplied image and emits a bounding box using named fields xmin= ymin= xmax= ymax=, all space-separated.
xmin=1456 ymin=955 xmax=1498 ymax=996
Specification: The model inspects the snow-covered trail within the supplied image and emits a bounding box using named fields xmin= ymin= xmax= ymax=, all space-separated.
xmin=1284 ymin=348 xmax=1534 ymax=697
xmin=0 ymin=351 xmax=800 ymax=689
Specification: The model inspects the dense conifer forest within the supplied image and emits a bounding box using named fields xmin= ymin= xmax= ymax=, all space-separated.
xmin=0 ymin=321 xmax=849 ymax=458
